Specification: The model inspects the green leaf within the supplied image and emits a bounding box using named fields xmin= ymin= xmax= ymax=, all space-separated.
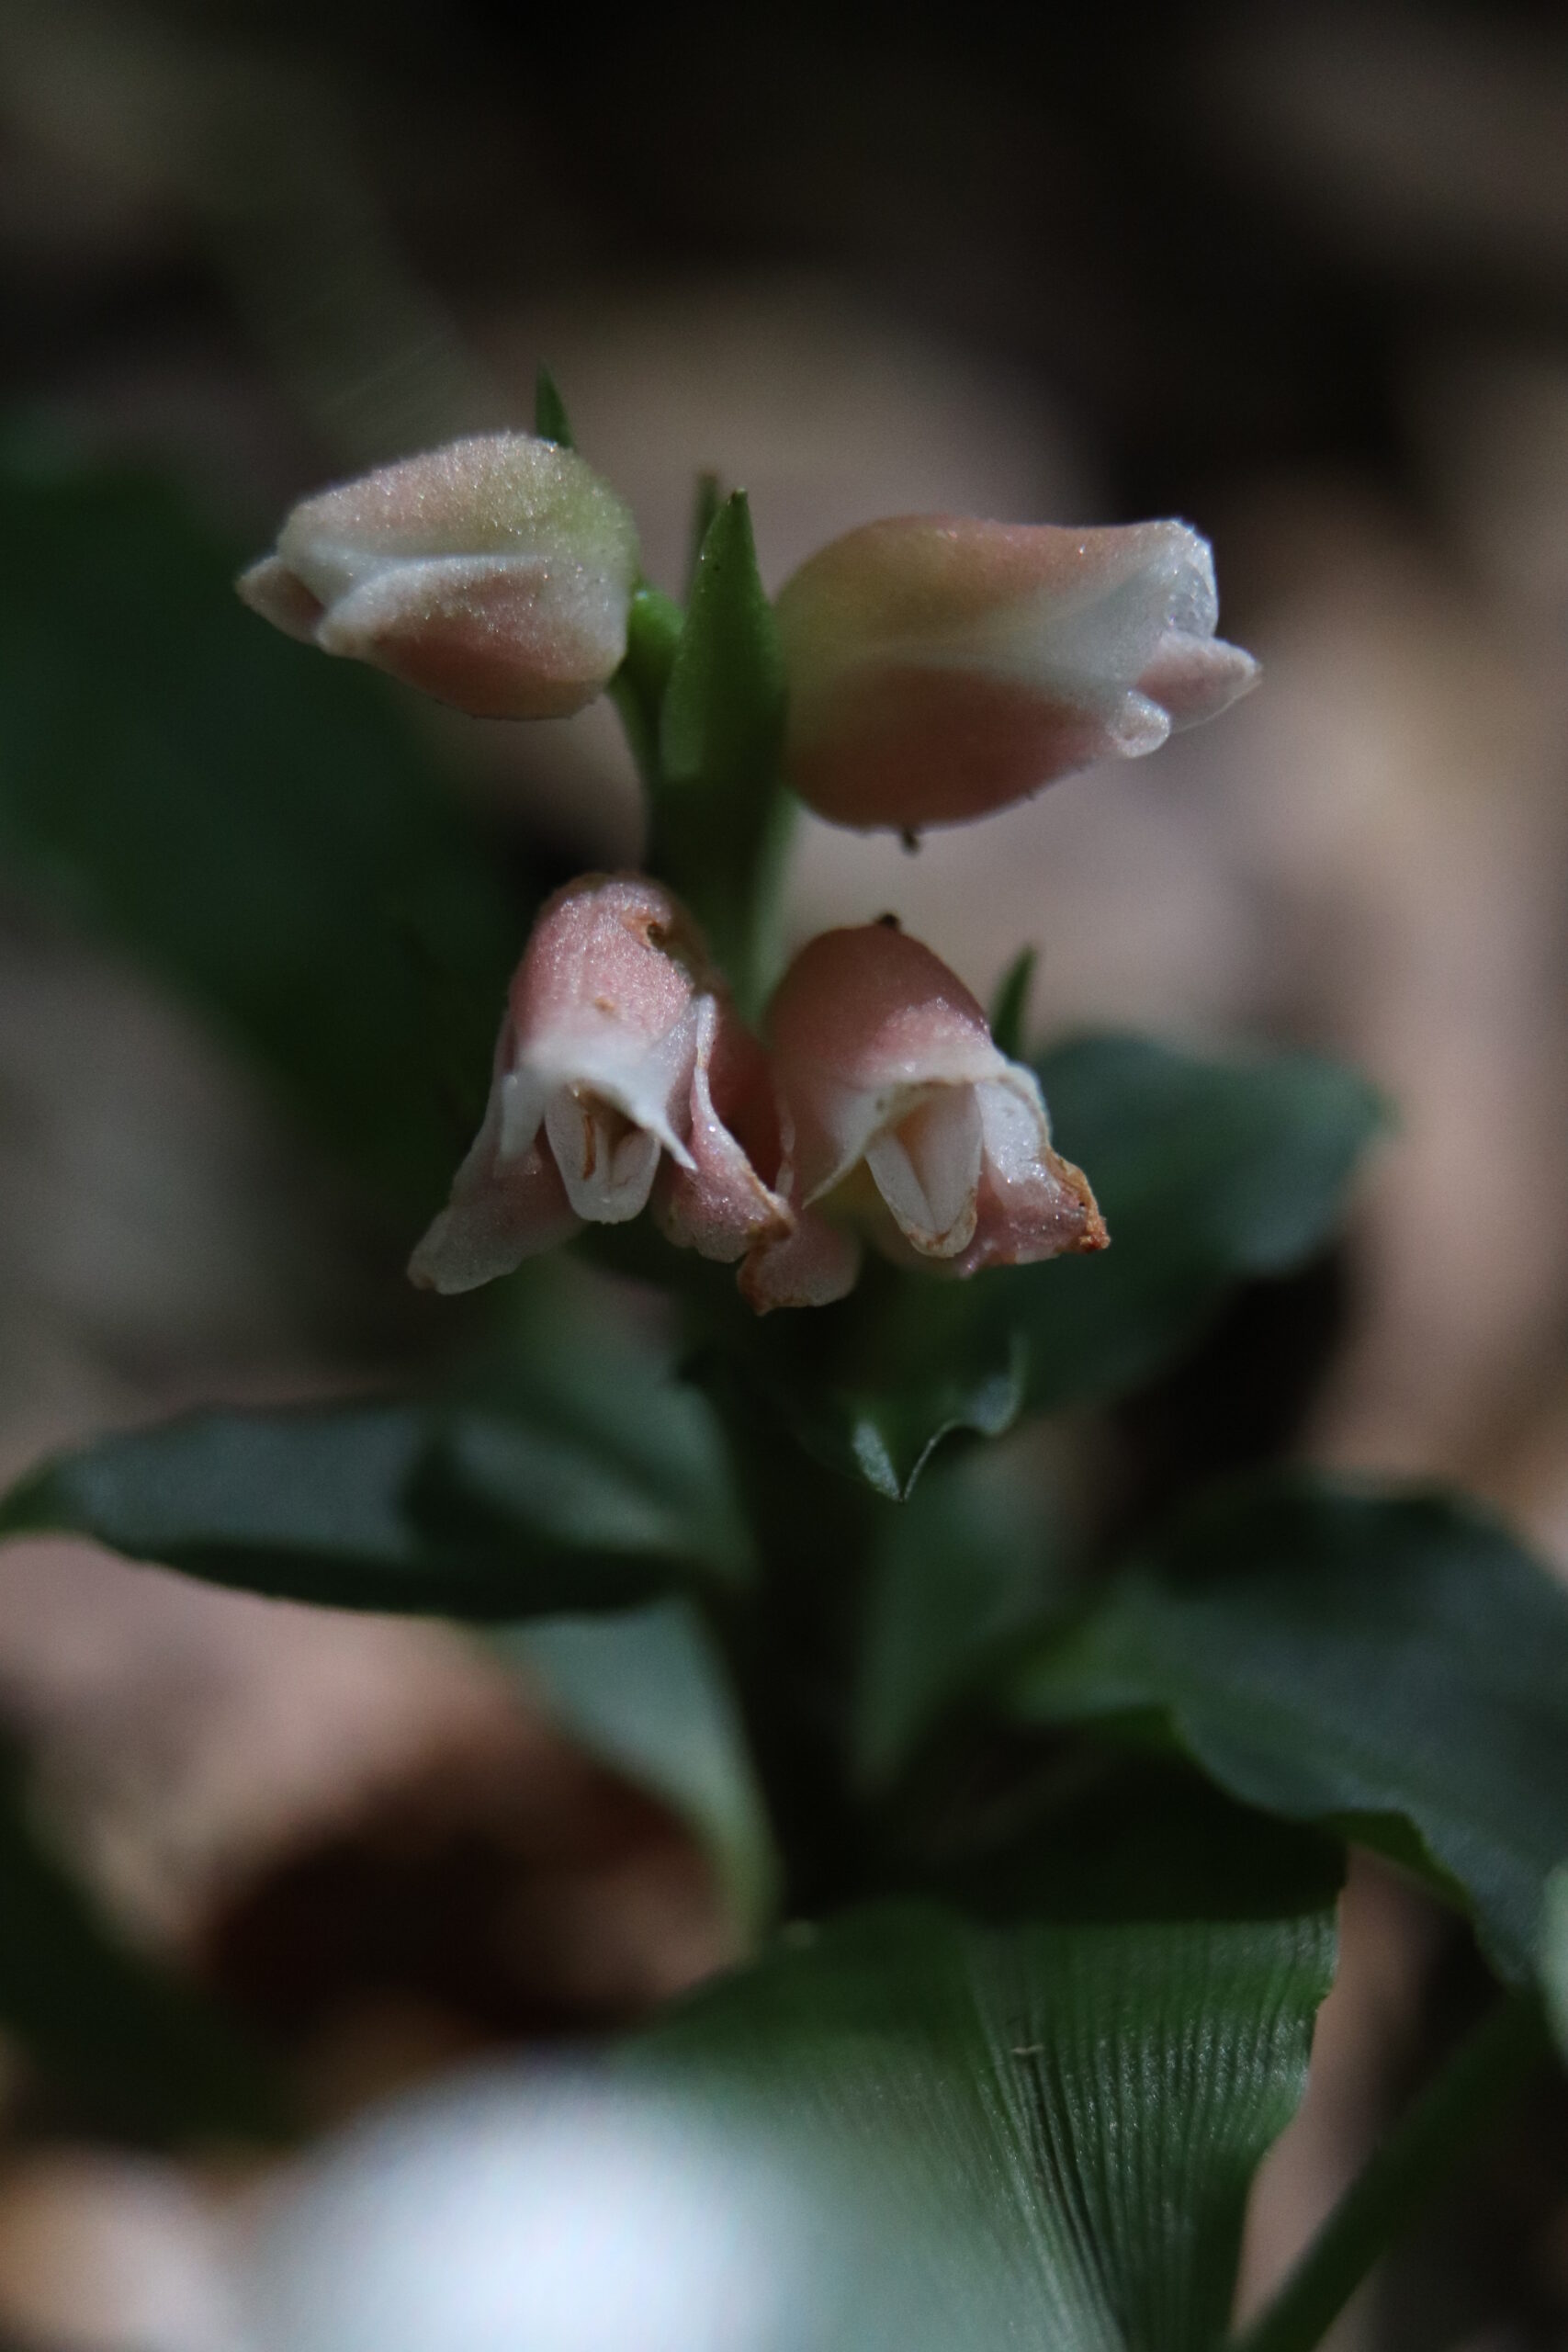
xmin=497 ymin=1599 xmax=777 ymax=1938
xmin=0 ymin=1744 xmax=284 ymax=2141
xmin=628 ymin=1872 xmax=1337 ymax=2351
xmin=654 ymin=491 xmax=791 ymax=1009
xmin=684 ymin=469 xmax=724 ymax=600
xmin=704 ymin=1033 xmax=1383 ymax=1505
xmin=988 ymin=944 xmax=1037 ymax=1061
xmin=1543 ymin=1866 xmax=1568 ymax=2062
xmin=0 ymin=454 xmax=525 ymax=1216
xmin=1002 ymin=1033 xmax=1387 ymax=1415
xmin=708 ymin=1252 xmax=1029 ymax=1505
xmin=854 ymin=1438 xmax=1064 ymax=1789
xmin=1012 ymin=1476 xmax=1568 ymax=1979
xmin=0 ymin=1383 xmax=747 ymax=1620
xmin=533 ymin=363 xmax=575 ymax=448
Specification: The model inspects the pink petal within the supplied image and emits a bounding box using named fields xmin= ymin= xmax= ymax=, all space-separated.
xmin=318 ymin=558 xmax=629 ymax=720
xmin=739 ymin=1210 xmax=863 ymax=1313
xmin=767 ymin=925 xmax=1002 ymax=1202
xmin=1135 ymin=631 xmax=1261 ymax=729
xmin=408 ymin=1046 xmax=581 ymax=1293
xmin=948 ymin=1078 xmax=1107 ymax=1273
xmin=658 ymin=1000 xmax=792 ymax=1262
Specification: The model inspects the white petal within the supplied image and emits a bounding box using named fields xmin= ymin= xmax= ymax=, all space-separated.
xmin=863 ymin=1084 xmax=984 ymax=1256
xmin=544 ymin=1090 xmax=664 ymax=1223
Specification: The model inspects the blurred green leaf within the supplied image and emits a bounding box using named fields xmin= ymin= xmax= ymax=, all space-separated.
xmin=1012 ymin=1476 xmax=1568 ymax=1979
xmin=654 ymin=491 xmax=790 ymax=1009
xmin=1006 ymin=1034 xmax=1387 ymax=1414
xmin=0 ymin=456 xmax=525 ymax=1216
xmin=987 ymin=945 xmax=1037 ymax=1061
xmin=0 ymin=1745 xmax=284 ymax=2141
xmin=0 ymin=1377 xmax=747 ymax=1619
xmin=854 ymin=1439 xmax=1064 ymax=1789
xmin=497 ymin=1598 xmax=777 ymax=1938
xmin=1543 ymin=1866 xmax=1568 ymax=2062
xmin=684 ymin=469 xmax=724 ymax=600
xmin=533 ymin=364 xmax=575 ymax=448
xmin=631 ymin=1862 xmax=1337 ymax=2351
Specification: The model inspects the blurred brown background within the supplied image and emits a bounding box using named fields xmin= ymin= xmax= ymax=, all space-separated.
xmin=1 ymin=3 xmax=1567 ymax=2346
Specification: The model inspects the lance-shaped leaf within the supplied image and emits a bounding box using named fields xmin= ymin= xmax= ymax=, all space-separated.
xmin=1012 ymin=1476 xmax=1568 ymax=1980
xmin=1001 ymin=1033 xmax=1387 ymax=1415
xmin=0 ymin=1378 xmax=750 ymax=1620
xmin=626 ymin=1863 xmax=1337 ymax=2350
xmin=0 ymin=1744 xmax=283 ymax=2141
xmin=654 ymin=491 xmax=791 ymax=1009
xmin=0 ymin=453 xmax=524 ymax=1216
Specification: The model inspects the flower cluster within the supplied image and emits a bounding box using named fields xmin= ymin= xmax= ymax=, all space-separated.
xmin=242 ymin=428 xmax=1258 ymax=1311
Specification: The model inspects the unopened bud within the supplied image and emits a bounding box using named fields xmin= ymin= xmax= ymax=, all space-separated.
xmin=774 ymin=515 xmax=1258 ymax=830
xmin=239 ymin=434 xmax=639 ymax=719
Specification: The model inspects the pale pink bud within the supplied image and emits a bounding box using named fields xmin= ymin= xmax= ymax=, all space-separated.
xmin=238 ymin=434 xmax=639 ymax=720
xmin=739 ymin=923 xmax=1105 ymax=1307
xmin=774 ymin=515 xmax=1259 ymax=830
xmin=409 ymin=876 xmax=789 ymax=1294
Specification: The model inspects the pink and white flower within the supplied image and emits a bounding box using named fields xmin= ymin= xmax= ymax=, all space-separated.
xmin=239 ymin=433 xmax=640 ymax=720
xmin=741 ymin=922 xmax=1105 ymax=1311
xmin=774 ymin=514 xmax=1258 ymax=830
xmin=410 ymin=876 xmax=789 ymax=1294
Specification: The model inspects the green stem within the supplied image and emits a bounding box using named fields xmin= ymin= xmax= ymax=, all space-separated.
xmin=1231 ymin=1991 xmax=1550 ymax=2352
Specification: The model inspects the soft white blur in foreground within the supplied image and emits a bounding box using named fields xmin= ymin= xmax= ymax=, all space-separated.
xmin=243 ymin=2065 xmax=918 ymax=2352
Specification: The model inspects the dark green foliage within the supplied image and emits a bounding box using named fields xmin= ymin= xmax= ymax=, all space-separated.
xmin=1014 ymin=1476 xmax=1568 ymax=1979
xmin=0 ymin=455 xmax=525 ymax=1217
xmin=630 ymin=1855 xmax=1337 ymax=2352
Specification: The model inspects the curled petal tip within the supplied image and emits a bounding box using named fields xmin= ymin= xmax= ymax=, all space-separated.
xmin=235 ymin=554 xmax=324 ymax=644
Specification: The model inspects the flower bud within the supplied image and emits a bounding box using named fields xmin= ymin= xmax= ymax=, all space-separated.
xmin=239 ymin=434 xmax=640 ymax=720
xmin=740 ymin=922 xmax=1105 ymax=1309
xmin=774 ymin=515 xmax=1258 ymax=830
xmin=409 ymin=876 xmax=789 ymax=1294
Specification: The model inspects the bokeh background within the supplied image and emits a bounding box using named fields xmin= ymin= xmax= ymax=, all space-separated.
xmin=1 ymin=2 xmax=1567 ymax=2345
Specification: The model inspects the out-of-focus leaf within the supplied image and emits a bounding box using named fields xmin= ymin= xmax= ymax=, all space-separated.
xmin=853 ymin=1439 xmax=1064 ymax=1790
xmin=0 ymin=1380 xmax=747 ymax=1620
xmin=533 ymin=364 xmax=574 ymax=448
xmin=0 ymin=454 xmax=525 ymax=1216
xmin=630 ymin=1865 xmax=1337 ymax=2350
xmin=684 ymin=469 xmax=724 ymax=600
xmin=497 ymin=1598 xmax=777 ymax=1937
xmin=0 ymin=1745 xmax=283 ymax=2141
xmin=1012 ymin=1476 xmax=1568 ymax=1979
xmin=987 ymin=944 xmax=1037 ymax=1062
xmin=654 ymin=491 xmax=790 ymax=1007
xmin=1004 ymin=1033 xmax=1387 ymax=1414
xmin=1543 ymin=1866 xmax=1568 ymax=2062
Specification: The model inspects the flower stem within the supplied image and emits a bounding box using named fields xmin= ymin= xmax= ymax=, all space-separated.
xmin=1231 ymin=1990 xmax=1550 ymax=2352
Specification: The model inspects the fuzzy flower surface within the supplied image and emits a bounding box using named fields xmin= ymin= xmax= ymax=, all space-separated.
xmin=239 ymin=433 xmax=640 ymax=719
xmin=774 ymin=515 xmax=1258 ymax=831
xmin=410 ymin=876 xmax=789 ymax=1294
xmin=741 ymin=923 xmax=1106 ymax=1311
